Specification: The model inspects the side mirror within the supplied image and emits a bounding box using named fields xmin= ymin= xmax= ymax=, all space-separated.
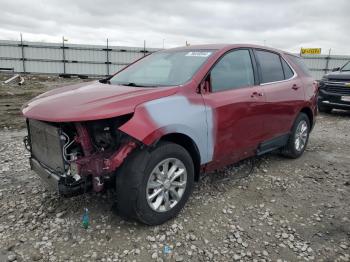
xmin=332 ymin=67 xmax=340 ymax=72
xmin=197 ymin=75 xmax=211 ymax=94
xmin=99 ymin=77 xmax=111 ymax=84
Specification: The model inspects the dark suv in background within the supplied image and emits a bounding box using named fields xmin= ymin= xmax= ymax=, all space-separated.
xmin=318 ymin=61 xmax=350 ymax=113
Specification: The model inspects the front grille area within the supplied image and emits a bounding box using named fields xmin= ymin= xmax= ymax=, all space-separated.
xmin=324 ymin=81 xmax=350 ymax=95
xmin=328 ymin=78 xmax=350 ymax=82
xmin=28 ymin=119 xmax=65 ymax=174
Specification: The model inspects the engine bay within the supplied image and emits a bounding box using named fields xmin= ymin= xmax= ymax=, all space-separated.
xmin=26 ymin=115 xmax=137 ymax=196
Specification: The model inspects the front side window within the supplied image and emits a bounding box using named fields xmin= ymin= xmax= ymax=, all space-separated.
xmin=109 ymin=50 xmax=215 ymax=87
xmin=211 ymin=49 xmax=255 ymax=92
xmin=256 ymin=50 xmax=284 ymax=83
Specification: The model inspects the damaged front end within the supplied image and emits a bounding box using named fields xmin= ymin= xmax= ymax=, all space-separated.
xmin=24 ymin=115 xmax=138 ymax=196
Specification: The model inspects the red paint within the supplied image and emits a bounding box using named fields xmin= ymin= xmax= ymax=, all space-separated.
xmin=76 ymin=154 xmax=105 ymax=176
xmin=104 ymin=141 xmax=137 ymax=171
xmin=75 ymin=142 xmax=136 ymax=192
xmin=75 ymin=141 xmax=136 ymax=176
xmin=202 ymin=84 xmax=266 ymax=167
xmin=75 ymin=123 xmax=93 ymax=156
xmin=119 ymin=80 xmax=205 ymax=145
xmin=74 ymin=122 xmax=136 ymax=192
xmin=22 ymin=81 xmax=178 ymax=122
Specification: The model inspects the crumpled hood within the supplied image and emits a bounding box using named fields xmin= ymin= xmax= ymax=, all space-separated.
xmin=22 ymin=81 xmax=178 ymax=122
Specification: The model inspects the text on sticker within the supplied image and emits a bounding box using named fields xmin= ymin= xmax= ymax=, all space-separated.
xmin=185 ymin=52 xmax=212 ymax=57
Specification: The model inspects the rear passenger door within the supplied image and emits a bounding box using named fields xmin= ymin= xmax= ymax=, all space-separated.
xmin=254 ymin=49 xmax=304 ymax=140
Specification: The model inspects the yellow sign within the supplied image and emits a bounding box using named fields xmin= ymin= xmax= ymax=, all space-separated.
xmin=300 ymin=48 xmax=321 ymax=55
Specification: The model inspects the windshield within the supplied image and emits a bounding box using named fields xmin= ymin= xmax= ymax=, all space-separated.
xmin=109 ymin=50 xmax=215 ymax=87
xmin=341 ymin=61 xmax=350 ymax=71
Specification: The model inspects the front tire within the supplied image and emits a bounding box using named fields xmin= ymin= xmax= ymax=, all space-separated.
xmin=281 ymin=113 xmax=310 ymax=159
xmin=115 ymin=142 xmax=194 ymax=225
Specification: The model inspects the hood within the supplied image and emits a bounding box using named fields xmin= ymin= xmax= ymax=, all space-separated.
xmin=324 ymin=71 xmax=350 ymax=81
xmin=22 ymin=81 xmax=178 ymax=122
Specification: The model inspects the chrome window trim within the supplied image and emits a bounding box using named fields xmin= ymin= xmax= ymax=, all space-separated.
xmin=259 ymin=56 xmax=298 ymax=86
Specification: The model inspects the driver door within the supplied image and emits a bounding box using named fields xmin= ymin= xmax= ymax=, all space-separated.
xmin=202 ymin=49 xmax=266 ymax=168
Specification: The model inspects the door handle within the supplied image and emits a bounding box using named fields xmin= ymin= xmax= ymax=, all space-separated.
xmin=292 ymin=84 xmax=300 ymax=90
xmin=251 ymin=91 xmax=263 ymax=98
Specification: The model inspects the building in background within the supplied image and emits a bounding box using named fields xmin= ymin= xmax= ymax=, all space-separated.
xmin=0 ymin=40 xmax=160 ymax=77
xmin=301 ymin=54 xmax=349 ymax=80
xmin=0 ymin=40 xmax=349 ymax=79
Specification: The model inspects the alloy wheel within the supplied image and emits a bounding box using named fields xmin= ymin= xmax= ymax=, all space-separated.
xmin=294 ymin=120 xmax=308 ymax=152
xmin=146 ymin=158 xmax=187 ymax=212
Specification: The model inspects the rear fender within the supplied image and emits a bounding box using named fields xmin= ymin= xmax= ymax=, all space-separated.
xmin=119 ymin=95 xmax=214 ymax=164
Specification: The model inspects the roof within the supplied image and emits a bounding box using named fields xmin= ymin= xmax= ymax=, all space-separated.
xmin=166 ymin=43 xmax=295 ymax=56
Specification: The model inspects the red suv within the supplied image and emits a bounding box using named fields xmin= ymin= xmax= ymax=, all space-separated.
xmin=22 ymin=44 xmax=318 ymax=225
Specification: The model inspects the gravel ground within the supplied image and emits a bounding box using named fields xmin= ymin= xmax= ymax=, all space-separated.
xmin=0 ymin=108 xmax=349 ymax=260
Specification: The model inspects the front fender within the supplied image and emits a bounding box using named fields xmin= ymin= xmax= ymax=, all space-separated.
xmin=119 ymin=95 xmax=214 ymax=164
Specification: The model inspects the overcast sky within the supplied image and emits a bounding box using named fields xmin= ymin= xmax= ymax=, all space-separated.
xmin=0 ymin=0 xmax=349 ymax=54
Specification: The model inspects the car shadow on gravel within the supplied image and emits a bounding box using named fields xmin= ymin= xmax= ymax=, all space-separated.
xmin=37 ymin=154 xmax=272 ymax=227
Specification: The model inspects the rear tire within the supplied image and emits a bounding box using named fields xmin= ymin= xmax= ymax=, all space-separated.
xmin=281 ymin=113 xmax=310 ymax=159
xmin=114 ymin=142 xmax=194 ymax=225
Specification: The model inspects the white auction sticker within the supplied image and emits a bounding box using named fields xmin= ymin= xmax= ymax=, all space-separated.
xmin=185 ymin=52 xmax=212 ymax=57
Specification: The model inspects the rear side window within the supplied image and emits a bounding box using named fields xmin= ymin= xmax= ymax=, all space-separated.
xmin=281 ymin=59 xmax=294 ymax=79
xmin=211 ymin=49 xmax=254 ymax=92
xmin=286 ymin=54 xmax=311 ymax=76
xmin=256 ymin=50 xmax=284 ymax=83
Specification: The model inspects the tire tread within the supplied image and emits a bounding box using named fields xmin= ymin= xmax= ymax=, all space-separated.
xmin=114 ymin=142 xmax=194 ymax=225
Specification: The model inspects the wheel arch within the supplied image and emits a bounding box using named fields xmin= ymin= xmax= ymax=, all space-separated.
xmin=299 ymin=107 xmax=314 ymax=129
xmin=157 ymin=133 xmax=201 ymax=182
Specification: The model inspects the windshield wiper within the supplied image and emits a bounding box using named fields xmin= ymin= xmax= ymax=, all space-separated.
xmin=121 ymin=82 xmax=142 ymax=87
xmin=118 ymin=82 xmax=158 ymax=87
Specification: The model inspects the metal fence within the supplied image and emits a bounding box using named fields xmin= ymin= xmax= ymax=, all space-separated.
xmin=0 ymin=39 xmax=349 ymax=79
xmin=0 ymin=39 xmax=160 ymax=77
xmin=301 ymin=54 xmax=350 ymax=80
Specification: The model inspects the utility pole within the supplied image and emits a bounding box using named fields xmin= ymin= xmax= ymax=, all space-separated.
xmin=106 ymin=38 xmax=110 ymax=76
xmin=143 ymin=40 xmax=146 ymax=56
xmin=62 ymin=36 xmax=66 ymax=74
xmin=325 ymin=48 xmax=332 ymax=74
xmin=20 ymin=33 xmax=26 ymax=74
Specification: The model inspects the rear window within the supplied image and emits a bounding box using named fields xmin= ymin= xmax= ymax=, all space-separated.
xmin=256 ymin=50 xmax=284 ymax=83
xmin=286 ymin=54 xmax=311 ymax=76
xmin=281 ymin=59 xmax=294 ymax=79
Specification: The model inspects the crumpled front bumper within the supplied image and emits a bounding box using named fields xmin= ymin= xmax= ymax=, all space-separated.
xmin=30 ymin=157 xmax=88 ymax=197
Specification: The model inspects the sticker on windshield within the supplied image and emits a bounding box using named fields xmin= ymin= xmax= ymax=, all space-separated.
xmin=185 ymin=52 xmax=212 ymax=57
